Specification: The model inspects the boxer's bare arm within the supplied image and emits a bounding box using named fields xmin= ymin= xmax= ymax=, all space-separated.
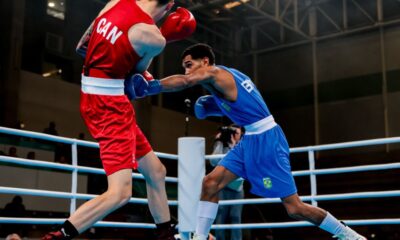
xmin=76 ymin=21 xmax=94 ymax=54
xmin=76 ymin=0 xmax=119 ymax=56
xmin=129 ymin=24 xmax=166 ymax=73
xmin=159 ymin=66 xmax=238 ymax=100
xmin=159 ymin=66 xmax=218 ymax=92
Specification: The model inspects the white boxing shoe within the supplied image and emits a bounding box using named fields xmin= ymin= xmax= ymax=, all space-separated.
xmin=191 ymin=233 xmax=208 ymax=240
xmin=333 ymin=226 xmax=367 ymax=240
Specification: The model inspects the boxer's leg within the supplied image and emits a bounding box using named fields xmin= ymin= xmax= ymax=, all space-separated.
xmin=42 ymin=169 xmax=133 ymax=240
xmin=68 ymin=169 xmax=133 ymax=232
xmin=282 ymin=194 xmax=366 ymax=240
xmin=138 ymin=151 xmax=170 ymax=224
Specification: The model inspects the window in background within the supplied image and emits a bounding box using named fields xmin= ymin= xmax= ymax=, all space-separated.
xmin=47 ymin=0 xmax=66 ymax=20
xmin=45 ymin=32 xmax=63 ymax=53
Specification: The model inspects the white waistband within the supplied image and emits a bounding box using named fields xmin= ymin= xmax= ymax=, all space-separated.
xmin=244 ymin=115 xmax=277 ymax=135
xmin=81 ymin=75 xmax=125 ymax=96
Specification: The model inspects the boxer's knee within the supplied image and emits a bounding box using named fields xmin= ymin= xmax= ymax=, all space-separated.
xmin=152 ymin=163 xmax=167 ymax=184
xmin=105 ymin=176 xmax=132 ymax=207
xmin=105 ymin=188 xmax=132 ymax=207
xmin=284 ymin=202 xmax=306 ymax=220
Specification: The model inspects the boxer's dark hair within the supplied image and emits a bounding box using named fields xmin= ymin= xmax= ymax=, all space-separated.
xmin=158 ymin=0 xmax=172 ymax=5
xmin=181 ymin=43 xmax=215 ymax=65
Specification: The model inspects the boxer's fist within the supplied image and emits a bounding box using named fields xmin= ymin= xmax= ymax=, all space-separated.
xmin=194 ymin=95 xmax=224 ymax=119
xmin=160 ymin=7 xmax=196 ymax=43
xmin=125 ymin=74 xmax=148 ymax=99
xmin=125 ymin=74 xmax=162 ymax=99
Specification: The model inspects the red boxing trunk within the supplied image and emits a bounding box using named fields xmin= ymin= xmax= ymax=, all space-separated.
xmin=80 ymin=92 xmax=152 ymax=176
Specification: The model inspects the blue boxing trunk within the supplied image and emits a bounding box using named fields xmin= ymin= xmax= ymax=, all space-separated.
xmin=219 ymin=122 xmax=297 ymax=198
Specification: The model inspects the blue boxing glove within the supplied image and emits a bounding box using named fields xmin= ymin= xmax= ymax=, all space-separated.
xmin=124 ymin=74 xmax=147 ymax=100
xmin=194 ymin=95 xmax=224 ymax=119
xmin=124 ymin=74 xmax=163 ymax=100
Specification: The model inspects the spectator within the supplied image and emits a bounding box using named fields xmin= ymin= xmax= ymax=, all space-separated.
xmin=5 ymin=233 xmax=22 ymax=240
xmin=57 ymin=155 xmax=68 ymax=164
xmin=43 ymin=121 xmax=58 ymax=136
xmin=3 ymin=196 xmax=26 ymax=236
xmin=210 ymin=125 xmax=245 ymax=240
xmin=26 ymin=151 xmax=36 ymax=160
xmin=3 ymin=196 xmax=26 ymax=218
xmin=8 ymin=147 xmax=18 ymax=157
xmin=78 ymin=132 xmax=85 ymax=140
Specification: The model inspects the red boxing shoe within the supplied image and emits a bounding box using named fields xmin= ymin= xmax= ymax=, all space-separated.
xmin=42 ymin=230 xmax=67 ymax=240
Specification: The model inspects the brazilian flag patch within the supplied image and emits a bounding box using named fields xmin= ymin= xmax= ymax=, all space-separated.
xmin=263 ymin=177 xmax=272 ymax=189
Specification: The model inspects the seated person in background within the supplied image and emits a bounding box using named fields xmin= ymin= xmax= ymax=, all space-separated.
xmin=3 ymin=196 xmax=26 ymax=236
xmin=43 ymin=121 xmax=59 ymax=136
xmin=27 ymin=151 xmax=36 ymax=160
xmin=3 ymin=195 xmax=26 ymax=218
xmin=210 ymin=125 xmax=244 ymax=240
xmin=6 ymin=233 xmax=22 ymax=240
xmin=8 ymin=147 xmax=18 ymax=157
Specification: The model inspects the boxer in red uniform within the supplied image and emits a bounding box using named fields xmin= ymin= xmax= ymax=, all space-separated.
xmin=42 ymin=1 xmax=195 ymax=239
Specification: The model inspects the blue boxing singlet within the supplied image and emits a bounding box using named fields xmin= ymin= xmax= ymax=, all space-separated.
xmin=211 ymin=65 xmax=271 ymax=126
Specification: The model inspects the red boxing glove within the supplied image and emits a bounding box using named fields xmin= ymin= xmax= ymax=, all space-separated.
xmin=142 ymin=71 xmax=154 ymax=81
xmin=160 ymin=7 xmax=196 ymax=43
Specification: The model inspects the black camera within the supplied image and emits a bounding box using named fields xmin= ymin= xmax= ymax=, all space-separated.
xmin=218 ymin=126 xmax=237 ymax=145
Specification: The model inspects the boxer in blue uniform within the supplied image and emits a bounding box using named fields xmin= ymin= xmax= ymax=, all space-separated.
xmin=129 ymin=44 xmax=367 ymax=240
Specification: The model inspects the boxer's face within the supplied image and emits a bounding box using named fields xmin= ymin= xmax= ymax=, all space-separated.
xmin=182 ymin=55 xmax=209 ymax=75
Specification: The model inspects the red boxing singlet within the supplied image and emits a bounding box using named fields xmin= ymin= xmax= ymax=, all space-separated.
xmin=80 ymin=0 xmax=154 ymax=176
xmin=84 ymin=0 xmax=154 ymax=78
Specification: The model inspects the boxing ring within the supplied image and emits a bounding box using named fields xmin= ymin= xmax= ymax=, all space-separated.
xmin=0 ymin=126 xmax=399 ymax=238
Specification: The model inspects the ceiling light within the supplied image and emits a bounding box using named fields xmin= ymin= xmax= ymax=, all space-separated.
xmin=224 ymin=1 xmax=241 ymax=9
xmin=224 ymin=0 xmax=250 ymax=9
xmin=42 ymin=72 xmax=51 ymax=77
xmin=48 ymin=2 xmax=55 ymax=8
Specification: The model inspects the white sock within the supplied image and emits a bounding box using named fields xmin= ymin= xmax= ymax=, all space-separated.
xmin=319 ymin=212 xmax=346 ymax=235
xmin=195 ymin=201 xmax=219 ymax=237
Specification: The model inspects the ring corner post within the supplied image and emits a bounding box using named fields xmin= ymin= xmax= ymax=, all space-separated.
xmin=178 ymin=137 xmax=206 ymax=240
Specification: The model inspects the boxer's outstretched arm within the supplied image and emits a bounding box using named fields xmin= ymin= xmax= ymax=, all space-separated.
xmin=160 ymin=66 xmax=218 ymax=92
xmin=76 ymin=21 xmax=94 ymax=58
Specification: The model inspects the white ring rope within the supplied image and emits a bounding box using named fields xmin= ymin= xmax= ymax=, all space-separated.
xmin=206 ymin=136 xmax=400 ymax=160
xmin=0 ymin=218 xmax=157 ymax=228
xmin=0 ymin=155 xmax=178 ymax=183
xmin=218 ymin=190 xmax=400 ymax=205
xmin=210 ymin=219 xmax=400 ymax=230
xmin=0 ymin=187 xmax=178 ymax=206
xmin=0 ymin=217 xmax=399 ymax=229
xmin=0 ymin=127 xmax=178 ymax=160
xmin=1 ymin=127 xmax=399 ymax=229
